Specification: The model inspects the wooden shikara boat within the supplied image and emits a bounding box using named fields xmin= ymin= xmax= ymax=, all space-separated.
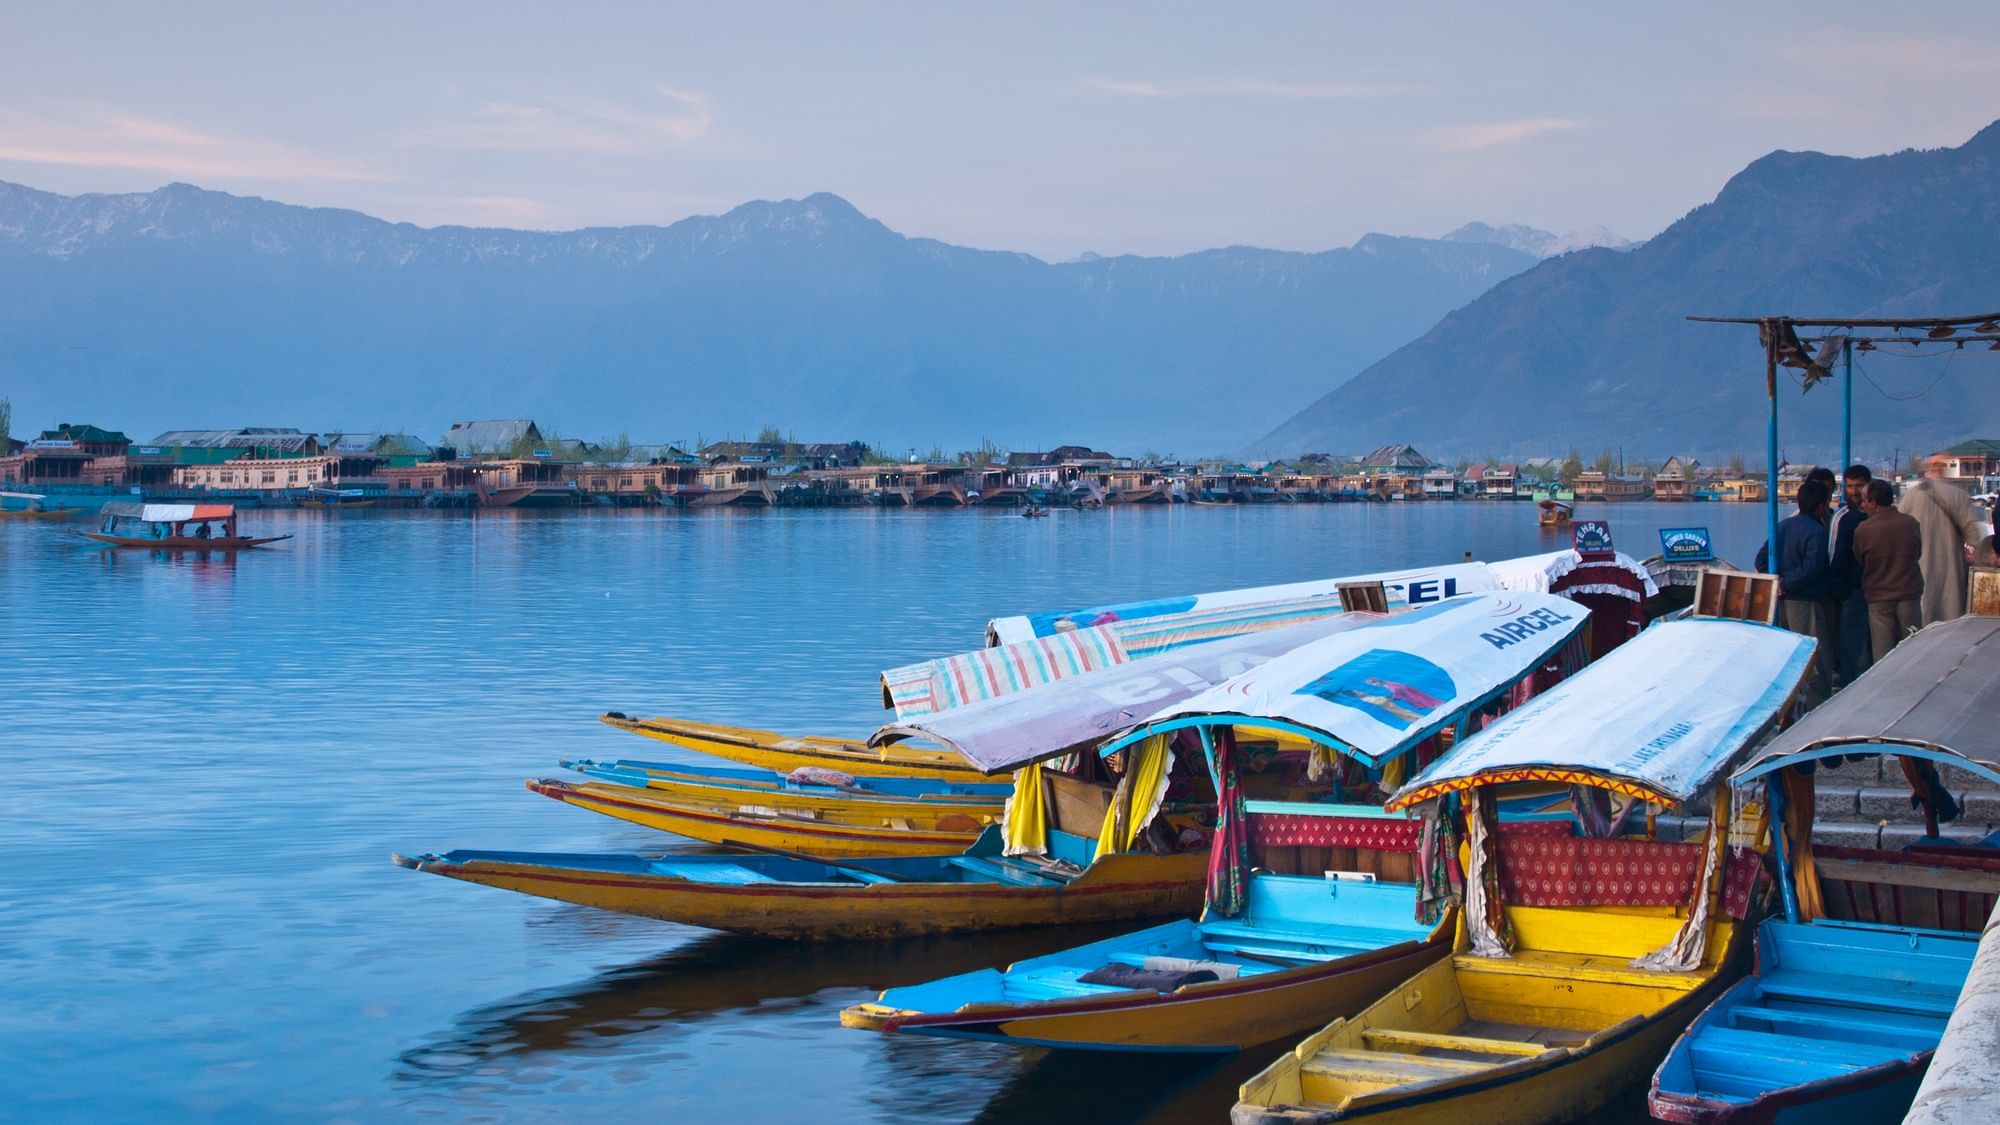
xmin=1650 ymin=614 xmax=2000 ymax=1124
xmin=526 ymin=777 xmax=999 ymax=858
xmin=843 ymin=592 xmax=1596 ymax=1052
xmin=562 ymin=757 xmax=1012 ymax=813
xmin=299 ymin=487 xmax=376 ymax=509
xmin=1233 ymin=618 xmax=1816 ymax=1125
xmin=597 ymin=713 xmax=990 ymax=782
xmin=1536 ymin=499 xmax=1572 ymax=528
xmin=76 ymin=501 xmax=290 ymax=549
xmin=0 ymin=491 xmax=85 ymax=519
xmin=394 ymin=826 xmax=1207 ymax=940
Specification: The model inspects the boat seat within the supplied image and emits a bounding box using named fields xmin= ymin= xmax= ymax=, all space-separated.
xmin=833 ymin=869 xmax=900 ymax=885
xmin=1105 ymin=951 xmax=1280 ymax=976
xmin=1687 ymin=1025 xmax=1913 ymax=1091
xmin=1201 ymin=920 xmax=1416 ymax=954
xmin=1758 ymin=971 xmax=1960 ymax=1019
xmin=1453 ymin=949 xmax=1709 ymax=992
xmin=662 ymin=863 xmax=777 ymax=885
xmin=947 ymin=856 xmax=1063 ymax=887
xmin=1361 ymin=1028 xmax=1548 ymax=1057
xmin=1199 ymin=937 xmax=1364 ymax=964
xmin=1301 ymin=1047 xmax=1490 ymax=1084
xmin=1731 ymin=1002 xmax=1945 ymax=1046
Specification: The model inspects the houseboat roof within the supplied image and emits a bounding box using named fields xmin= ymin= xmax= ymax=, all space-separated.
xmin=101 ymin=502 xmax=236 ymax=522
xmin=1389 ymin=619 xmax=1815 ymax=810
xmin=1099 ymin=592 xmax=1591 ymax=767
xmin=1736 ymin=615 xmax=2000 ymax=787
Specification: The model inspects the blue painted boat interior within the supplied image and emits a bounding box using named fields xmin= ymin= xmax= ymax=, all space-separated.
xmin=559 ymin=757 xmax=1013 ymax=798
xmin=874 ymin=874 xmax=1429 ymax=1013
xmin=1655 ymin=918 xmax=1976 ymax=1108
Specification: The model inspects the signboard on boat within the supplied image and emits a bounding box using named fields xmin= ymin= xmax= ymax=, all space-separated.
xmin=1572 ymin=519 xmax=1613 ymax=555
xmin=1659 ymin=526 xmax=1714 ymax=563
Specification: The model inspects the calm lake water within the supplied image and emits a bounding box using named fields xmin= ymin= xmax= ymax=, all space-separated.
xmin=0 ymin=502 xmax=1767 ymax=1123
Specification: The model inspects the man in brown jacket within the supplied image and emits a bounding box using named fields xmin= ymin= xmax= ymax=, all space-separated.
xmin=1853 ymin=479 xmax=1923 ymax=660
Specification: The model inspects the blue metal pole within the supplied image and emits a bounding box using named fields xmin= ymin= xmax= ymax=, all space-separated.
xmin=1765 ymin=326 xmax=1780 ymax=574
xmin=1841 ymin=338 xmax=1853 ymax=474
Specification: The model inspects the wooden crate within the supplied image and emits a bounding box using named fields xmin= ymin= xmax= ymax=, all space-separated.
xmin=1692 ymin=568 xmax=1779 ymax=624
xmin=1338 ymin=580 xmax=1389 ymax=613
xmin=1972 ymin=566 xmax=2000 ymax=618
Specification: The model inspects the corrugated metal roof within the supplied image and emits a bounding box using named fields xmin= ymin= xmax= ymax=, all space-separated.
xmin=442 ymin=420 xmax=539 ymax=452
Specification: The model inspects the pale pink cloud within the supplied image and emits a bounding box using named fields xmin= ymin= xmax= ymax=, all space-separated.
xmin=0 ymin=105 xmax=386 ymax=181
xmin=401 ymin=85 xmax=714 ymax=155
xmin=1078 ymin=76 xmax=1415 ymax=99
xmin=1426 ymin=117 xmax=1582 ymax=153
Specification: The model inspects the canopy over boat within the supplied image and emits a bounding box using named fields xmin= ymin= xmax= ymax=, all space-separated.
xmin=1734 ymin=614 xmax=2000 ymax=786
xmin=1485 ymin=547 xmax=1658 ymax=599
xmin=1388 ymin=618 xmax=1815 ymax=810
xmin=872 ymin=613 xmax=1380 ymax=773
xmin=885 ymin=591 xmax=1376 ymax=719
xmin=100 ymin=501 xmax=235 ymax=522
xmin=983 ymin=561 xmax=1498 ymax=646
xmin=1097 ymin=592 xmax=1590 ymax=767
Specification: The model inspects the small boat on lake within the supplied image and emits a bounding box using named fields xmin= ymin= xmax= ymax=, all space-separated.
xmin=1649 ymin=613 xmax=2000 ymax=1124
xmin=566 ymin=757 xmax=1012 ymax=804
xmin=597 ymin=713 xmax=991 ymax=783
xmin=1232 ymin=618 xmax=1815 ymax=1125
xmin=298 ymin=487 xmax=375 ymax=509
xmin=76 ymin=502 xmax=290 ymax=549
xmin=526 ymin=775 xmax=1001 ymax=858
xmin=0 ymin=491 xmax=85 ymax=519
xmin=841 ymin=593 xmax=1595 ymax=1052
xmin=1536 ymin=498 xmax=1572 ymax=528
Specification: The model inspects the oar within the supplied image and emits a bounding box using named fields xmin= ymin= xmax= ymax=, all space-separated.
xmin=717 ymin=838 xmax=912 ymax=883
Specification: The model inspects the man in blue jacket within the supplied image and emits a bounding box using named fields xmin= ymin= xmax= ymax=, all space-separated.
xmin=1777 ymin=478 xmax=1833 ymax=704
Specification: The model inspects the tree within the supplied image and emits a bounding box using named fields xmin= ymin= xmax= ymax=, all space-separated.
xmin=1559 ymin=448 xmax=1583 ymax=486
xmin=1453 ymin=457 xmax=1470 ymax=474
xmin=757 ymin=424 xmax=786 ymax=445
xmin=1729 ymin=451 xmax=1746 ymax=474
xmin=0 ymin=397 xmax=9 ymax=447
xmin=1592 ymin=449 xmax=1615 ymax=475
xmin=594 ymin=430 xmax=634 ymax=465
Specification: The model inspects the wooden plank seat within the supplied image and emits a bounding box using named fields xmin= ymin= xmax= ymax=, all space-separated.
xmin=1687 ymin=1025 xmax=1914 ymax=1098
xmin=1757 ymin=970 xmax=1961 ymax=1019
xmin=1200 ymin=919 xmax=1420 ymax=953
xmin=1301 ymin=1048 xmax=1491 ymax=1083
xmin=947 ymin=856 xmax=1066 ymax=887
xmin=999 ymin=967 xmax=1132 ymax=1002
xmin=658 ymin=862 xmax=777 ymax=884
xmin=1104 ymin=951 xmax=1282 ymax=976
xmin=1452 ymin=949 xmax=1710 ymax=991
xmin=1730 ymin=1001 xmax=1945 ymax=1047
xmin=1360 ymin=1028 xmax=1548 ymax=1057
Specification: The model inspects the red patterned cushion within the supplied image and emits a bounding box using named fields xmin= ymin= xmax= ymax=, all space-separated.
xmin=1721 ymin=847 xmax=1765 ymax=920
xmin=1498 ymin=834 xmax=1703 ymax=906
xmin=1248 ymin=814 xmax=1422 ymax=852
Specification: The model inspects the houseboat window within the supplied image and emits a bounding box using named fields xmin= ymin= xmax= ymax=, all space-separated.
xmin=262 ymin=472 xmax=276 ymax=485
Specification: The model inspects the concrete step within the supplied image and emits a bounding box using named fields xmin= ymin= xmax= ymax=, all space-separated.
xmin=1654 ymin=814 xmax=2000 ymax=850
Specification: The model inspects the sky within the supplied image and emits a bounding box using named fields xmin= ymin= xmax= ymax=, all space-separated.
xmin=2 ymin=3 xmax=1998 ymax=259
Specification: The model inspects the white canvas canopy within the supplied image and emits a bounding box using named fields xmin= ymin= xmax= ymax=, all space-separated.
xmin=1388 ymin=618 xmax=1815 ymax=811
xmin=1100 ymin=592 xmax=1591 ymax=767
xmin=100 ymin=501 xmax=234 ymax=522
xmin=983 ymin=561 xmax=1498 ymax=647
xmin=872 ymin=613 xmax=1380 ymax=774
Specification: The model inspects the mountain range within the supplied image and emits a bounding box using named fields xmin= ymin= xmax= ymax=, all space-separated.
xmin=0 ymin=182 xmax=1540 ymax=454
xmin=1259 ymin=122 xmax=2000 ymax=461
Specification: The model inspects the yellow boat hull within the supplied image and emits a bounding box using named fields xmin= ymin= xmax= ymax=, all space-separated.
xmin=529 ymin=778 xmax=995 ymax=857
xmin=842 ymin=933 xmax=1449 ymax=1050
xmin=598 ymin=769 xmax=1004 ymax=820
xmin=1235 ymin=908 xmax=1751 ymax=1125
xmin=599 ymin=713 xmax=988 ymax=782
xmin=398 ymin=849 xmax=1207 ymax=940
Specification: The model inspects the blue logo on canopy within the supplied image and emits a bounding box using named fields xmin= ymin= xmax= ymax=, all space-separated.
xmin=1296 ymin=649 xmax=1457 ymax=730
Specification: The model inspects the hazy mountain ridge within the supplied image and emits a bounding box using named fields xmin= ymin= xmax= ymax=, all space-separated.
xmin=0 ymin=182 xmax=1538 ymax=451
xmin=1258 ymin=123 xmax=2000 ymax=460
xmin=1444 ymin=220 xmax=1636 ymax=258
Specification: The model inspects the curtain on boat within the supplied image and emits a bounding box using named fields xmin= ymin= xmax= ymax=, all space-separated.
xmin=1204 ymin=729 xmax=1251 ymax=918
xmin=1632 ymin=785 xmax=1731 ymax=972
xmin=1463 ymin=789 xmax=1515 ymax=957
xmin=1780 ymin=767 xmax=1825 ymax=921
xmin=1415 ymin=795 xmax=1465 ymax=925
xmin=1095 ymin=734 xmax=1173 ymax=860
xmin=1001 ymin=763 xmax=1050 ymax=857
